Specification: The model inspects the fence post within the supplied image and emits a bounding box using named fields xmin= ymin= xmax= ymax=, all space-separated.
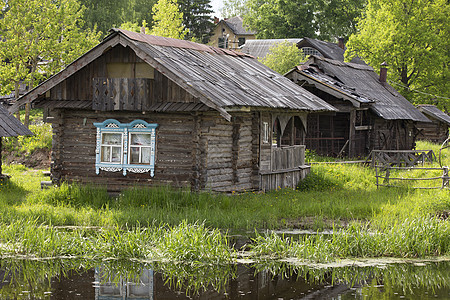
xmin=442 ymin=167 xmax=449 ymax=189
xmin=375 ymin=166 xmax=379 ymax=189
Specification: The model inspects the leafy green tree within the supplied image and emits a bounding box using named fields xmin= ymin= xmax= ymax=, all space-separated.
xmin=314 ymin=0 xmax=366 ymax=41
xmin=220 ymin=0 xmax=248 ymax=18
xmin=151 ymin=0 xmax=188 ymax=39
xmin=179 ymin=0 xmax=214 ymax=43
xmin=78 ymin=0 xmax=127 ymax=35
xmin=345 ymin=0 xmax=450 ymax=108
xmin=259 ymin=41 xmax=306 ymax=74
xmin=242 ymin=0 xmax=365 ymax=40
xmin=0 ymin=0 xmax=101 ymax=126
xmin=244 ymin=0 xmax=317 ymax=39
xmin=79 ymin=0 xmax=158 ymax=36
xmin=120 ymin=20 xmax=151 ymax=34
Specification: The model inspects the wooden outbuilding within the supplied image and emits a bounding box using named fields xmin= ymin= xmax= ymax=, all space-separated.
xmin=416 ymin=105 xmax=450 ymax=144
xmin=10 ymin=29 xmax=335 ymax=192
xmin=0 ymin=104 xmax=33 ymax=177
xmin=285 ymin=56 xmax=430 ymax=157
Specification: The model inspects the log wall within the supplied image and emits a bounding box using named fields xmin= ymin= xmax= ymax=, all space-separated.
xmin=202 ymin=113 xmax=256 ymax=192
xmin=416 ymin=119 xmax=449 ymax=144
xmin=371 ymin=118 xmax=415 ymax=151
xmin=51 ymin=109 xmax=198 ymax=191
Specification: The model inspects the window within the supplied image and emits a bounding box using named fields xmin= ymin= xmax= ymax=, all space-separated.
xmin=262 ymin=122 xmax=269 ymax=144
xmin=238 ymin=37 xmax=246 ymax=47
xmin=94 ymin=119 xmax=158 ymax=176
xmin=218 ymin=37 xmax=228 ymax=49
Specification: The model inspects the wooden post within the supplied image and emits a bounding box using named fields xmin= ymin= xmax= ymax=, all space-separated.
xmin=375 ymin=165 xmax=379 ymax=189
xmin=442 ymin=167 xmax=449 ymax=189
xmin=349 ymin=109 xmax=356 ymax=157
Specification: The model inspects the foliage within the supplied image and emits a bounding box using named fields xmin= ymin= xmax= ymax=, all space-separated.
xmin=2 ymin=109 xmax=51 ymax=156
xmin=345 ymin=0 xmax=450 ymax=109
xmin=151 ymin=0 xmax=188 ymax=39
xmin=119 ymin=20 xmax=151 ymax=34
xmin=314 ymin=0 xmax=367 ymax=41
xmin=179 ymin=0 xmax=214 ymax=43
xmin=0 ymin=0 xmax=101 ymax=126
xmin=79 ymin=0 xmax=158 ymax=36
xmin=243 ymin=0 xmax=317 ymax=39
xmin=220 ymin=0 xmax=249 ymax=18
xmin=242 ymin=0 xmax=366 ymax=40
xmin=259 ymin=41 xmax=306 ymax=74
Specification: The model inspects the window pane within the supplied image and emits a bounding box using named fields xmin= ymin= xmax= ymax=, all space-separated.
xmin=102 ymin=133 xmax=122 ymax=145
xmin=131 ymin=134 xmax=151 ymax=145
xmin=130 ymin=147 xmax=140 ymax=164
xmin=101 ymin=146 xmax=111 ymax=162
xmin=141 ymin=147 xmax=151 ymax=164
xmin=111 ymin=147 xmax=122 ymax=162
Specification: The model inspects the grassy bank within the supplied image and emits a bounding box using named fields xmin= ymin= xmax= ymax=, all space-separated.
xmin=0 ymin=141 xmax=449 ymax=262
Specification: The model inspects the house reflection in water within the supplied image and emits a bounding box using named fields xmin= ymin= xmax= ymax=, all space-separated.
xmin=95 ymin=268 xmax=154 ymax=300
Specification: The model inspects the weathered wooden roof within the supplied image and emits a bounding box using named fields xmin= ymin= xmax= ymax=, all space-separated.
xmin=417 ymin=105 xmax=450 ymax=125
xmin=297 ymin=38 xmax=365 ymax=64
xmin=286 ymin=56 xmax=430 ymax=122
xmin=241 ymin=39 xmax=303 ymax=59
xmin=221 ymin=16 xmax=256 ymax=36
xmin=0 ymin=105 xmax=33 ymax=137
xmin=10 ymin=29 xmax=336 ymax=120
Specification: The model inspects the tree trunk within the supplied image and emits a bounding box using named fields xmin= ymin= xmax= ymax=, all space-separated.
xmin=14 ymin=81 xmax=20 ymax=121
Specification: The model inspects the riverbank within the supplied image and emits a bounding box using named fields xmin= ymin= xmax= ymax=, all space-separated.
xmin=1 ymin=140 xmax=449 ymax=263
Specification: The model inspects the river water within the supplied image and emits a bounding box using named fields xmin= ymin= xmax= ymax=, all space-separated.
xmin=0 ymin=258 xmax=448 ymax=299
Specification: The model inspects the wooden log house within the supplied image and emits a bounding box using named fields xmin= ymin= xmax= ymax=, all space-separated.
xmin=10 ymin=29 xmax=335 ymax=192
xmin=0 ymin=104 xmax=33 ymax=177
xmin=416 ymin=105 xmax=450 ymax=144
xmin=285 ymin=56 xmax=430 ymax=157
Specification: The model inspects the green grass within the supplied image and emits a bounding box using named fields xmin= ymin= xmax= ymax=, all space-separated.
xmin=0 ymin=140 xmax=449 ymax=262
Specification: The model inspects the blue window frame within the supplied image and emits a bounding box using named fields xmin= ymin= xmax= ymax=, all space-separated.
xmin=94 ymin=119 xmax=158 ymax=176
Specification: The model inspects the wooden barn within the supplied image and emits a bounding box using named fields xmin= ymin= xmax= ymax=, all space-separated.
xmin=10 ymin=29 xmax=335 ymax=192
xmin=0 ymin=104 xmax=33 ymax=177
xmin=416 ymin=105 xmax=450 ymax=144
xmin=285 ymin=56 xmax=430 ymax=157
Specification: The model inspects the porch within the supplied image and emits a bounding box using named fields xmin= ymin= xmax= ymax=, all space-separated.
xmin=259 ymin=145 xmax=310 ymax=191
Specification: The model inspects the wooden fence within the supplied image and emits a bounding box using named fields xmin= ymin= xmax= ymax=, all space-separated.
xmin=375 ymin=166 xmax=449 ymax=189
xmin=260 ymin=145 xmax=310 ymax=191
xmin=369 ymin=150 xmax=435 ymax=168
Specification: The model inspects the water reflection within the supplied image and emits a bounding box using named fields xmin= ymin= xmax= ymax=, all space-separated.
xmin=0 ymin=258 xmax=449 ymax=299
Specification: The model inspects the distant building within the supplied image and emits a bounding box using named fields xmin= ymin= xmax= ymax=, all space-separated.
xmin=209 ymin=16 xmax=256 ymax=50
xmin=0 ymin=104 xmax=33 ymax=177
xmin=286 ymin=56 xmax=430 ymax=157
xmin=241 ymin=37 xmax=365 ymax=64
xmin=416 ymin=105 xmax=450 ymax=144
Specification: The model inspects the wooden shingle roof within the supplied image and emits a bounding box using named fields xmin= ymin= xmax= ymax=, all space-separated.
xmin=286 ymin=56 xmax=430 ymax=122
xmin=417 ymin=105 xmax=450 ymax=125
xmin=10 ymin=29 xmax=336 ymax=120
xmin=0 ymin=105 xmax=33 ymax=137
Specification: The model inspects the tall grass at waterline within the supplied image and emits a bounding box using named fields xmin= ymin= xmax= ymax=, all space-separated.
xmin=250 ymin=217 xmax=450 ymax=262
xmin=0 ymin=220 xmax=235 ymax=263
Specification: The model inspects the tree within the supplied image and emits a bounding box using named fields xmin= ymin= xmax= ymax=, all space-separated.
xmin=78 ymin=0 xmax=126 ymax=35
xmin=151 ymin=0 xmax=188 ymax=39
xmin=0 ymin=0 xmax=101 ymax=126
xmin=259 ymin=41 xmax=306 ymax=74
xmin=314 ymin=0 xmax=366 ymax=41
xmin=220 ymin=0 xmax=248 ymax=18
xmin=244 ymin=0 xmax=317 ymax=39
xmin=345 ymin=0 xmax=450 ymax=109
xmin=179 ymin=0 xmax=214 ymax=43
